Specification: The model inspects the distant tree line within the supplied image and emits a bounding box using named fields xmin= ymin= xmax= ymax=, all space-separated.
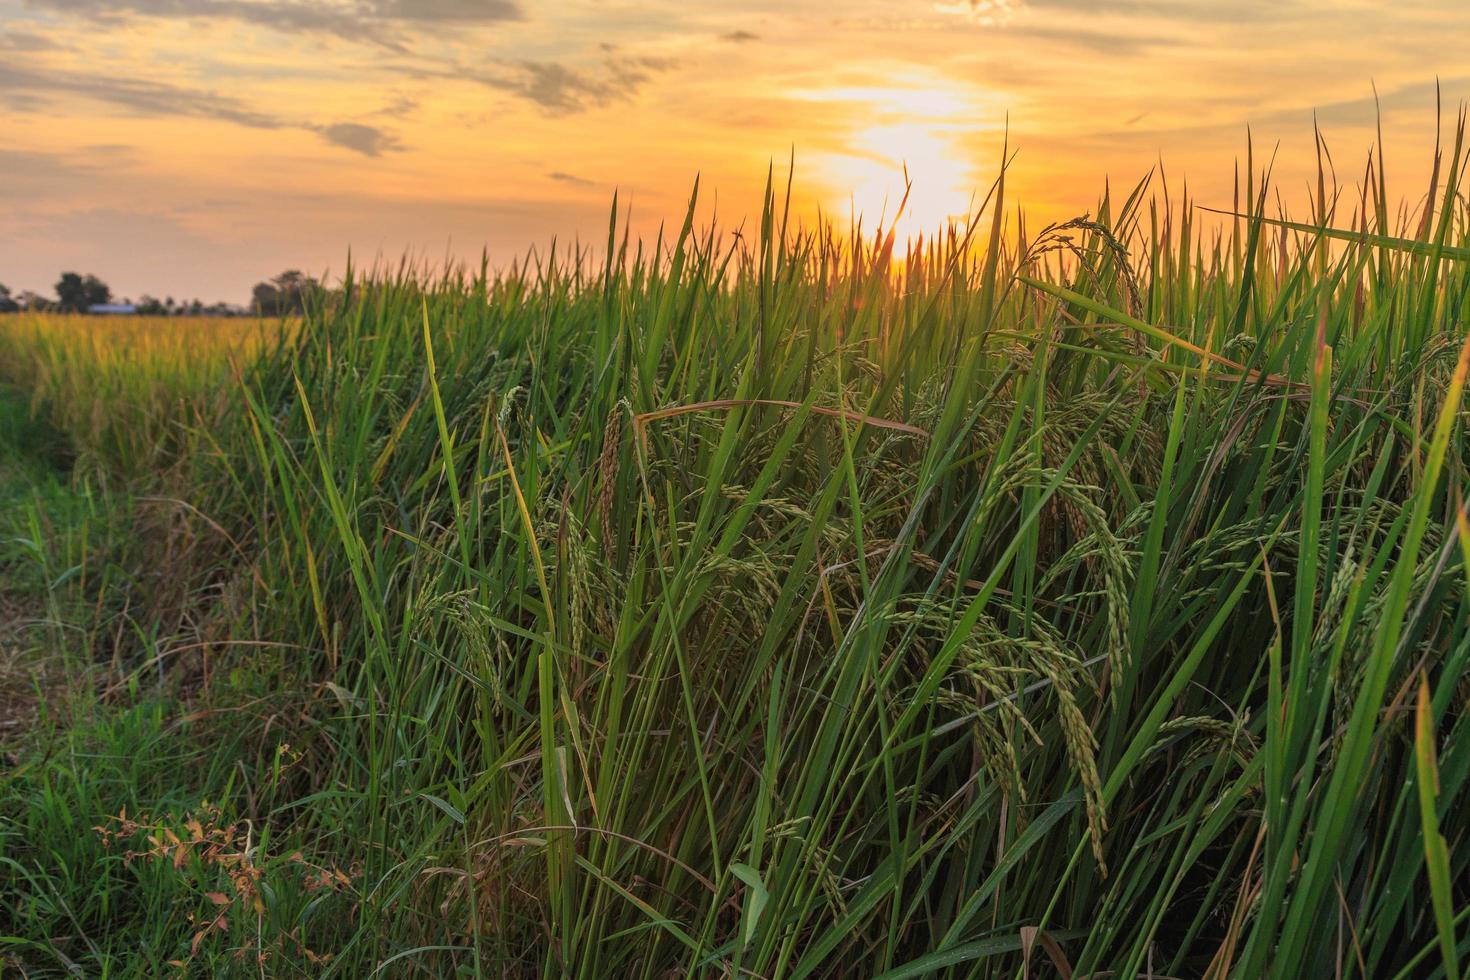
xmin=0 ymin=269 xmax=326 ymax=316
xmin=132 ymin=296 xmax=243 ymax=317
xmin=0 ymin=282 xmax=50 ymax=314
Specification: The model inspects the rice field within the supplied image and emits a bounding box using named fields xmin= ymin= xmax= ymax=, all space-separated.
xmin=1 ymin=135 xmax=1468 ymax=977
xmin=0 ymin=314 xmax=278 ymax=480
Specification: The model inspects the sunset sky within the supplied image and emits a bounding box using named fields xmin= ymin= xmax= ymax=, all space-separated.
xmin=2 ymin=0 xmax=1468 ymax=302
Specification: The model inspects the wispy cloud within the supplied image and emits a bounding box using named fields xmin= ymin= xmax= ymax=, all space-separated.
xmin=1001 ymin=23 xmax=1177 ymax=55
xmin=0 ymin=30 xmax=61 ymax=49
xmin=368 ymin=0 xmax=520 ymax=22
xmin=314 ymin=122 xmax=402 ymax=156
xmin=721 ymin=30 xmax=759 ymax=42
xmin=0 ymin=60 xmax=403 ymax=155
xmin=548 ymin=170 xmax=593 ymax=186
xmin=0 ymin=61 xmax=283 ymax=127
xmin=371 ymin=94 xmax=421 ymax=119
xmin=503 ymin=55 xmax=676 ymax=114
xmin=22 ymin=0 xmax=522 ymax=50
xmin=408 ymin=51 xmax=678 ymax=115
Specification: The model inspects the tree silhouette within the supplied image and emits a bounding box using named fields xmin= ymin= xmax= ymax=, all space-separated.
xmin=251 ymin=270 xmax=319 ymax=316
xmin=55 ymin=272 xmax=112 ymax=313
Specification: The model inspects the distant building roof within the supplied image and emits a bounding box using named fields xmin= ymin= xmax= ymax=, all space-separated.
xmin=88 ymin=303 xmax=137 ymax=314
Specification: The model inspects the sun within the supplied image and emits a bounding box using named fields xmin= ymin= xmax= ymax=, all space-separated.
xmin=825 ymin=122 xmax=977 ymax=239
xmin=803 ymin=79 xmax=987 ymax=241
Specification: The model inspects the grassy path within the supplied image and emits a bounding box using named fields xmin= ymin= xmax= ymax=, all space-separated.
xmin=0 ymin=382 xmax=79 ymax=745
xmin=0 ymin=376 xmax=236 ymax=974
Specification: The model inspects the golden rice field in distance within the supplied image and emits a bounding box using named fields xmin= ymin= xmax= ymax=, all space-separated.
xmin=0 ymin=314 xmax=280 ymax=478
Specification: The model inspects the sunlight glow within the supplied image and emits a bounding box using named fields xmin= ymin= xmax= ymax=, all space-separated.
xmin=823 ymin=123 xmax=977 ymax=238
xmin=801 ymin=79 xmax=988 ymax=241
